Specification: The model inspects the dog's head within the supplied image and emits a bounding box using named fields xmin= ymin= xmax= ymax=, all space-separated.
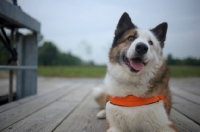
xmin=109 ymin=12 xmax=168 ymax=75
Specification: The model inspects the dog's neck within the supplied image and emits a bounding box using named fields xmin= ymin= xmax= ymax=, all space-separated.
xmin=105 ymin=60 xmax=168 ymax=97
xmin=105 ymin=72 xmax=150 ymax=97
xmin=105 ymin=63 xmax=155 ymax=97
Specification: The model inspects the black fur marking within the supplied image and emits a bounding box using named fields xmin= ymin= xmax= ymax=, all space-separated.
xmin=150 ymin=22 xmax=168 ymax=48
xmin=112 ymin=12 xmax=137 ymax=48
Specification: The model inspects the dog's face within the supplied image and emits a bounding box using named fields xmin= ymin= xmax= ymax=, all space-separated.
xmin=109 ymin=12 xmax=168 ymax=75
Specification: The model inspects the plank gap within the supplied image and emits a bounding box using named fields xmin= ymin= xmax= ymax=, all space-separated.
xmin=52 ymin=90 xmax=92 ymax=132
xmin=172 ymin=107 xmax=200 ymax=126
xmin=172 ymin=92 xmax=200 ymax=106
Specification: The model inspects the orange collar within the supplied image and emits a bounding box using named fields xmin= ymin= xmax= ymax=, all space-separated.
xmin=110 ymin=94 xmax=168 ymax=108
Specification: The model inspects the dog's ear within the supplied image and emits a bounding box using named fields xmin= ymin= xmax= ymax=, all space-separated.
xmin=151 ymin=22 xmax=168 ymax=43
xmin=115 ymin=12 xmax=136 ymax=35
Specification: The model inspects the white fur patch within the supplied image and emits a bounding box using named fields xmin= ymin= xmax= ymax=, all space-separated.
xmin=106 ymin=101 xmax=175 ymax=132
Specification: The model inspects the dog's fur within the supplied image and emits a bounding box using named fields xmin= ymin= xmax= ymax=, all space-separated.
xmin=93 ymin=12 xmax=178 ymax=132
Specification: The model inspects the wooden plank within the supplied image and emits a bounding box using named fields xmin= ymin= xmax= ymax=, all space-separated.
xmin=59 ymin=84 xmax=93 ymax=102
xmin=171 ymin=88 xmax=200 ymax=105
xmin=0 ymin=0 xmax=40 ymax=32
xmin=170 ymin=109 xmax=200 ymax=132
xmin=1 ymin=83 xmax=96 ymax=132
xmin=0 ymin=94 xmax=37 ymax=113
xmin=185 ymin=89 xmax=200 ymax=96
xmin=169 ymin=78 xmax=200 ymax=95
xmin=38 ymin=80 xmax=72 ymax=94
xmin=0 ymin=78 xmax=98 ymax=112
xmin=54 ymin=92 xmax=107 ymax=132
xmin=0 ymin=84 xmax=80 ymax=130
xmin=0 ymin=83 xmax=72 ymax=113
xmin=172 ymin=95 xmax=200 ymax=124
xmin=2 ymin=101 xmax=78 ymax=132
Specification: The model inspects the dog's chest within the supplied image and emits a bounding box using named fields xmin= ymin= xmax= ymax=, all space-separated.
xmin=106 ymin=101 xmax=174 ymax=132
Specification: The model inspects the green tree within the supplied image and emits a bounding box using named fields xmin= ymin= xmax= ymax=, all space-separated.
xmin=166 ymin=54 xmax=200 ymax=66
xmin=183 ymin=57 xmax=200 ymax=66
xmin=38 ymin=41 xmax=83 ymax=66
xmin=38 ymin=41 xmax=59 ymax=65
xmin=166 ymin=54 xmax=175 ymax=65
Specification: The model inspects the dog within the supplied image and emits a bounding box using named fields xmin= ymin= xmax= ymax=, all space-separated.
xmin=93 ymin=12 xmax=178 ymax=132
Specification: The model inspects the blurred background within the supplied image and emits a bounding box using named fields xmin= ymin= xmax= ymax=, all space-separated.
xmin=0 ymin=0 xmax=200 ymax=78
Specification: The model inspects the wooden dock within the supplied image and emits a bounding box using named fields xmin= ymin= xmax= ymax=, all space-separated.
xmin=0 ymin=77 xmax=200 ymax=132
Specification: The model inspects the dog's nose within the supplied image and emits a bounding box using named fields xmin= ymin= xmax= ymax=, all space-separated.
xmin=135 ymin=43 xmax=148 ymax=55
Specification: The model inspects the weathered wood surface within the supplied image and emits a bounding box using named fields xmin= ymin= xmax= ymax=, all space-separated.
xmin=172 ymin=95 xmax=200 ymax=124
xmin=54 ymin=91 xmax=107 ymax=132
xmin=170 ymin=109 xmax=200 ymax=132
xmin=0 ymin=77 xmax=199 ymax=132
xmin=0 ymin=84 xmax=79 ymax=130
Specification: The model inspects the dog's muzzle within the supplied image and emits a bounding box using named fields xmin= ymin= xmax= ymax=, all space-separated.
xmin=122 ymin=42 xmax=149 ymax=72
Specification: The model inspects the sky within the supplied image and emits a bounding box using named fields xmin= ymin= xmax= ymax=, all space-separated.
xmin=18 ymin=0 xmax=200 ymax=65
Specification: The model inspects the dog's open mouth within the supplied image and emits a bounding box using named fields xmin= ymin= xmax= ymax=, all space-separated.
xmin=123 ymin=55 xmax=146 ymax=72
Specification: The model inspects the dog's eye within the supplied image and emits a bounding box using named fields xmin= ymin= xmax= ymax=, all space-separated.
xmin=148 ymin=40 xmax=153 ymax=45
xmin=127 ymin=36 xmax=135 ymax=41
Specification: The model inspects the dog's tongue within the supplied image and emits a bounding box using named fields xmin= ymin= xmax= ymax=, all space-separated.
xmin=130 ymin=60 xmax=144 ymax=71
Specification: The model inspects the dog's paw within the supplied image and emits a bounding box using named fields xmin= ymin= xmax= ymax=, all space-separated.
xmin=97 ymin=109 xmax=106 ymax=119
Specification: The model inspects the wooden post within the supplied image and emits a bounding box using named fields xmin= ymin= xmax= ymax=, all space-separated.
xmin=8 ymin=28 xmax=15 ymax=102
xmin=8 ymin=70 xmax=13 ymax=102
xmin=16 ymin=33 xmax=38 ymax=99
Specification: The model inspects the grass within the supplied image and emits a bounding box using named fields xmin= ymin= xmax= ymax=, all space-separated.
xmin=38 ymin=66 xmax=200 ymax=78
xmin=38 ymin=66 xmax=107 ymax=78
xmin=168 ymin=66 xmax=200 ymax=77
